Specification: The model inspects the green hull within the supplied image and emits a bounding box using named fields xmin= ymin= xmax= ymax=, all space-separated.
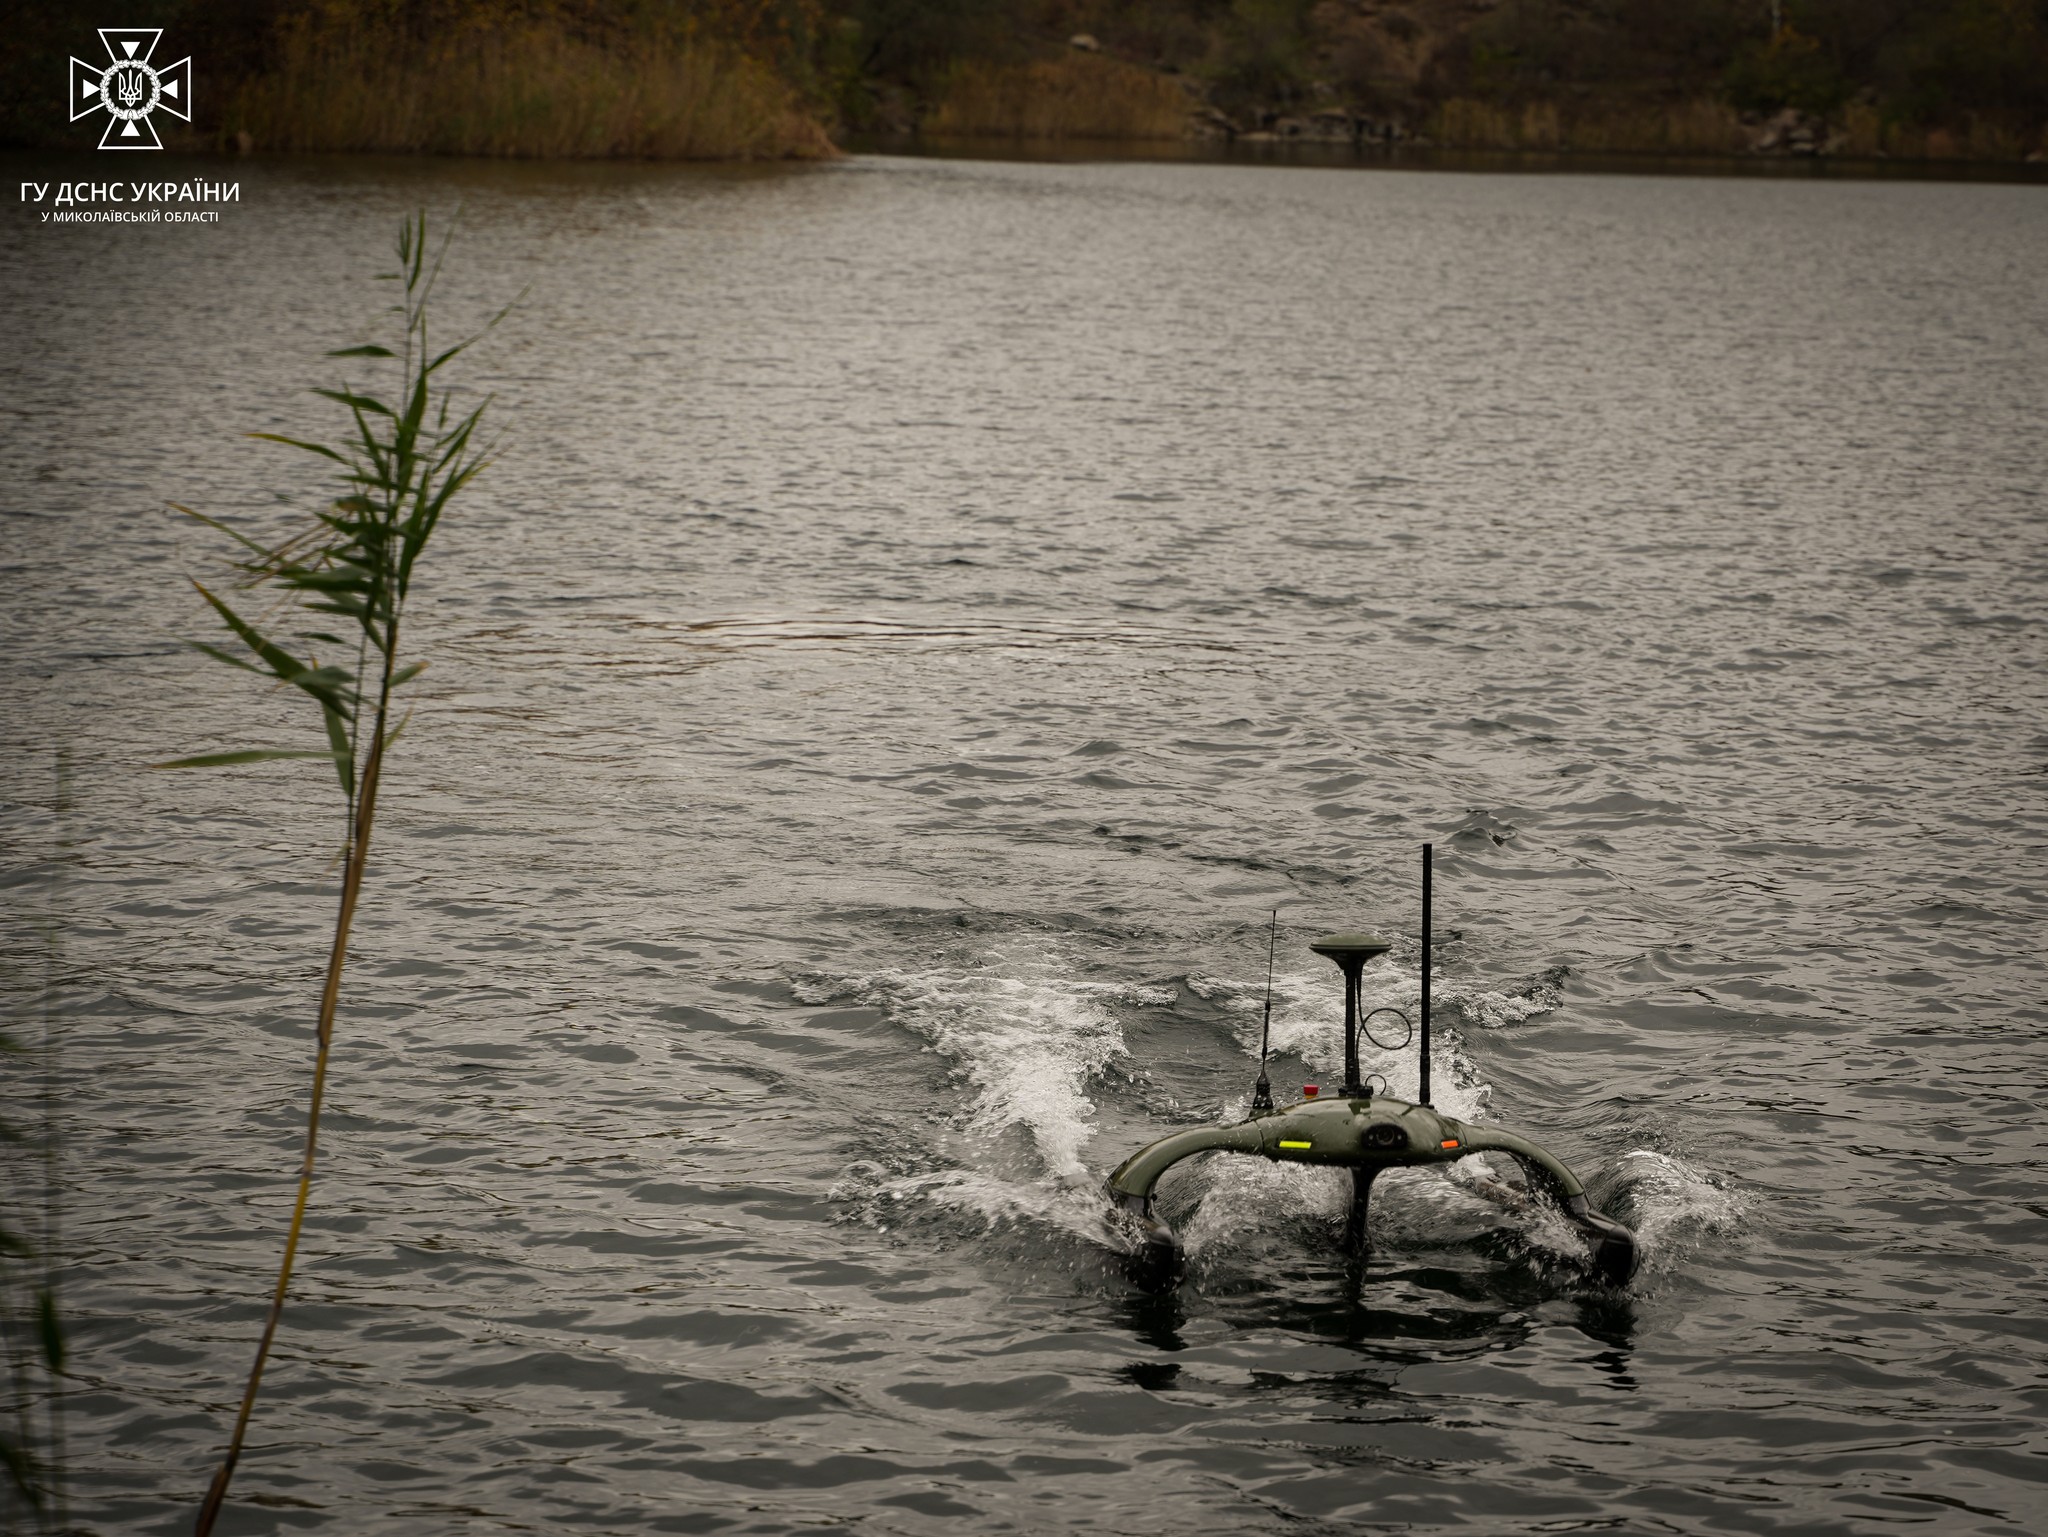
xmin=1106 ymin=1092 xmax=1638 ymax=1287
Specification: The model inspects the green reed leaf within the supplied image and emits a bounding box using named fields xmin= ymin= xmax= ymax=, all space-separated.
xmin=285 ymin=576 xmax=373 ymax=605
xmin=186 ymin=640 xmax=263 ymax=674
xmin=247 ymin=432 xmax=347 ymax=464
xmin=313 ymin=388 xmax=395 ymax=418
xmin=170 ymin=501 xmax=272 ymax=557
xmin=192 ymin=582 xmax=358 ymax=719
xmin=191 ymin=581 xmax=304 ymax=679
xmin=153 ymin=749 xmax=349 ymax=770
xmin=321 ymin=705 xmax=356 ymax=799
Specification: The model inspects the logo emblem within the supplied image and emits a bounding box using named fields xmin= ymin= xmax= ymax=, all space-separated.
xmin=70 ymin=29 xmax=191 ymax=150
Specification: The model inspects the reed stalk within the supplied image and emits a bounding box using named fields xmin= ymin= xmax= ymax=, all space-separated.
xmin=190 ymin=740 xmax=383 ymax=1534
xmin=164 ymin=212 xmax=511 ymax=1536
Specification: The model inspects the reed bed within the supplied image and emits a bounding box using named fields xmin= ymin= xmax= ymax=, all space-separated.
xmin=1426 ymin=95 xmax=2041 ymax=160
xmin=1428 ymin=96 xmax=1751 ymax=155
xmin=1854 ymin=112 xmax=2033 ymax=160
xmin=928 ymin=54 xmax=1192 ymax=141
xmin=229 ymin=21 xmax=834 ymax=160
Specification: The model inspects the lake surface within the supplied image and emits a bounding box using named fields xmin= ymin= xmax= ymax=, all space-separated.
xmin=2 ymin=150 xmax=2045 ymax=1535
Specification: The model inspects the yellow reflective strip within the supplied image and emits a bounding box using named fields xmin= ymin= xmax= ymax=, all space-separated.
xmin=1278 ymin=1139 xmax=1313 ymax=1149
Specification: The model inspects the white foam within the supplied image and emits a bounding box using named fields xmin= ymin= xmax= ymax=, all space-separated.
xmin=1176 ymin=1151 xmax=1347 ymax=1254
xmin=831 ymin=1162 xmax=1123 ymax=1248
xmin=800 ymin=950 xmax=1169 ymax=1182
xmin=1609 ymin=1149 xmax=1744 ymax=1263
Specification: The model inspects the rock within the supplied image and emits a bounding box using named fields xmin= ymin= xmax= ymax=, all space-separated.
xmin=1749 ymin=107 xmax=1800 ymax=152
xmin=1308 ymin=109 xmax=1357 ymax=142
xmin=1183 ymin=99 xmax=1412 ymax=148
xmin=1750 ymin=106 xmax=1834 ymax=155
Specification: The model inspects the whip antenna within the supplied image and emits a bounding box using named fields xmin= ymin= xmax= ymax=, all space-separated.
xmin=1251 ymin=908 xmax=1278 ymax=1111
xmin=1419 ymin=843 xmax=1433 ymax=1106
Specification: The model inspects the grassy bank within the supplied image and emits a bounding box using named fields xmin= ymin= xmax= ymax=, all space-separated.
xmin=227 ymin=18 xmax=834 ymax=160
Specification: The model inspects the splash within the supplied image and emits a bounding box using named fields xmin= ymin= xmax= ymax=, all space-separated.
xmin=832 ymin=1163 xmax=1125 ymax=1249
xmin=1175 ymin=961 xmax=1651 ymax=1271
xmin=1607 ymin=1149 xmax=1743 ymax=1263
xmin=798 ymin=950 xmax=1169 ymax=1182
xmin=1175 ymin=1150 xmax=1347 ymax=1255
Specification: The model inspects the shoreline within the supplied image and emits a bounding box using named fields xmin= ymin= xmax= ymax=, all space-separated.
xmin=8 ymin=140 xmax=2046 ymax=190
xmin=847 ymin=133 xmax=2048 ymax=185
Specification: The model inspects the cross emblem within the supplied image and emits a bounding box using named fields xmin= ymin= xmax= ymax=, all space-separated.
xmin=70 ymin=29 xmax=192 ymax=150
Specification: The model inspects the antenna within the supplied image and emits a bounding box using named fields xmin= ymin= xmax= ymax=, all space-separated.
xmin=1251 ymin=909 xmax=1277 ymax=1111
xmin=1309 ymin=929 xmax=1391 ymax=1097
xmin=1419 ymin=843 xmax=1433 ymax=1106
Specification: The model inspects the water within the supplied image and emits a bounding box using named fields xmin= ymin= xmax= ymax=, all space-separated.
xmin=2 ymin=151 xmax=2044 ymax=1535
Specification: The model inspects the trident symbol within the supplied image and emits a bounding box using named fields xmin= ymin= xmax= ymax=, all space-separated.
xmin=68 ymin=29 xmax=191 ymax=150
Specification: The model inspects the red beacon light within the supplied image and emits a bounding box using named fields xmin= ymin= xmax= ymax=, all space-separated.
xmin=1302 ymin=1084 xmax=1319 ymax=1098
